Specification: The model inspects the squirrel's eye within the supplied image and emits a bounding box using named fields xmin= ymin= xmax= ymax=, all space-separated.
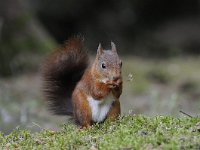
xmin=101 ymin=63 xmax=106 ymax=69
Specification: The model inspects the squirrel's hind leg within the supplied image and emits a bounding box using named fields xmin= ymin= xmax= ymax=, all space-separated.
xmin=106 ymin=99 xmax=121 ymax=121
xmin=72 ymin=89 xmax=92 ymax=128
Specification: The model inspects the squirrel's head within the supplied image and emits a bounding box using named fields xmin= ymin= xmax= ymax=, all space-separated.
xmin=93 ymin=42 xmax=122 ymax=88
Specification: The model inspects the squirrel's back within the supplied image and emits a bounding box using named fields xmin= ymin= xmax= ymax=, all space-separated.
xmin=42 ymin=36 xmax=89 ymax=115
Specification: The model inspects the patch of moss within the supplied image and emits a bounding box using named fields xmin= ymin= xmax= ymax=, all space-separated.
xmin=1 ymin=115 xmax=199 ymax=149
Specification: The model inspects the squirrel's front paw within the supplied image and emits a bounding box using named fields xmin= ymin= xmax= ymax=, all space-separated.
xmin=107 ymin=79 xmax=122 ymax=89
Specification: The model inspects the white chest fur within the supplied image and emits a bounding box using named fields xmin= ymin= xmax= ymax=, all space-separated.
xmin=87 ymin=94 xmax=114 ymax=123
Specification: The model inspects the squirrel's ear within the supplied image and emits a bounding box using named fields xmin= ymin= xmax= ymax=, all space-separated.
xmin=111 ymin=41 xmax=117 ymax=52
xmin=97 ymin=43 xmax=103 ymax=56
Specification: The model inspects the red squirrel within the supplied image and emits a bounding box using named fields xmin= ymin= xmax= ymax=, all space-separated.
xmin=42 ymin=36 xmax=123 ymax=128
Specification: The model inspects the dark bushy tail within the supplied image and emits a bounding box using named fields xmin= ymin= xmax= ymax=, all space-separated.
xmin=42 ymin=36 xmax=89 ymax=115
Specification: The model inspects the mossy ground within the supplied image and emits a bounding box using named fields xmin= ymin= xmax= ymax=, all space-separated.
xmin=1 ymin=115 xmax=199 ymax=149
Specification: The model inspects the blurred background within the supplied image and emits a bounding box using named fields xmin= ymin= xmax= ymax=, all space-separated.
xmin=0 ymin=0 xmax=200 ymax=134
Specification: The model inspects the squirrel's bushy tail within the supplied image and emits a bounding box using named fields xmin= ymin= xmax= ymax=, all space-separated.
xmin=42 ymin=36 xmax=89 ymax=115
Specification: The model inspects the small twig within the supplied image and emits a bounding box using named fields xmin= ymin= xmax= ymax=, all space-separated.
xmin=32 ymin=122 xmax=44 ymax=130
xmin=179 ymin=110 xmax=193 ymax=118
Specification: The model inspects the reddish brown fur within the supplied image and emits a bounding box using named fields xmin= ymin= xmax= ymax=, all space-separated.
xmin=72 ymin=60 xmax=122 ymax=128
xmin=72 ymin=88 xmax=92 ymax=128
xmin=42 ymin=36 xmax=122 ymax=128
xmin=112 ymin=81 xmax=123 ymax=99
xmin=107 ymin=100 xmax=121 ymax=121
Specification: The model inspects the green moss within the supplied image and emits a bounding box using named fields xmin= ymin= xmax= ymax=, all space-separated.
xmin=1 ymin=115 xmax=200 ymax=149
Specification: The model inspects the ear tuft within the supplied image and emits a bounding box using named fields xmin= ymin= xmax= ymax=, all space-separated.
xmin=111 ymin=41 xmax=117 ymax=52
xmin=97 ymin=43 xmax=103 ymax=56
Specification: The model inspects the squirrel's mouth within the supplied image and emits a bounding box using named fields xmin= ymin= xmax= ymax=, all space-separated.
xmin=106 ymin=79 xmax=122 ymax=88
